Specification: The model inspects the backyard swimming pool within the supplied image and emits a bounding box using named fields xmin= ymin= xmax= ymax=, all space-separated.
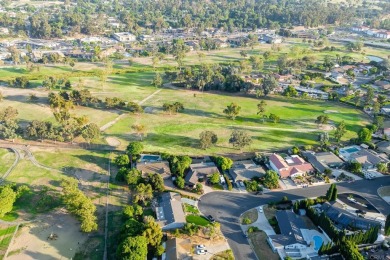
xmin=313 ymin=235 xmax=323 ymax=251
xmin=343 ymin=147 xmax=359 ymax=153
xmin=140 ymin=154 xmax=161 ymax=162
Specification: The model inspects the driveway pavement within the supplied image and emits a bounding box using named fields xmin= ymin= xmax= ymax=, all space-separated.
xmin=199 ymin=177 xmax=390 ymax=260
xmin=241 ymin=206 xmax=275 ymax=236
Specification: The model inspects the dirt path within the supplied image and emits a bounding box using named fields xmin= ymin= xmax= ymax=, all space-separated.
xmin=0 ymin=147 xmax=20 ymax=183
xmin=138 ymin=88 xmax=162 ymax=105
xmin=99 ymin=113 xmax=126 ymax=132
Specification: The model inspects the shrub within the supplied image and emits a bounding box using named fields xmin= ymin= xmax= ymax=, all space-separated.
xmin=242 ymin=217 xmax=251 ymax=225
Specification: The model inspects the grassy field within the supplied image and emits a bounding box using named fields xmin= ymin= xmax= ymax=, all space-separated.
xmin=105 ymin=88 xmax=369 ymax=155
xmin=0 ymin=149 xmax=15 ymax=176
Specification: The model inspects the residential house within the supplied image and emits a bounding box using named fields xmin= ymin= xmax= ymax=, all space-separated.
xmin=214 ymin=38 xmax=229 ymax=48
xmin=262 ymin=34 xmax=283 ymax=44
xmin=376 ymin=31 xmax=390 ymax=39
xmin=156 ymin=192 xmax=186 ymax=231
xmin=136 ymin=161 xmax=171 ymax=179
xmin=139 ymin=35 xmax=154 ymax=42
xmin=339 ymin=146 xmax=389 ymax=169
xmin=269 ymin=154 xmax=314 ymax=179
xmin=377 ymin=141 xmax=390 ymax=155
xmin=366 ymin=29 xmax=380 ymax=36
xmin=352 ymin=26 xmax=369 ymax=33
xmin=267 ymin=211 xmax=308 ymax=258
xmin=113 ymin=32 xmax=137 ymax=42
xmin=381 ymin=105 xmax=390 ymax=116
xmin=350 ymin=149 xmax=389 ymax=169
xmin=165 ymin=237 xmax=192 ymax=260
xmin=294 ymin=86 xmax=329 ymax=100
xmin=185 ymin=162 xmax=219 ymax=188
xmin=321 ymin=202 xmax=381 ymax=230
xmin=302 ymin=151 xmax=344 ymax=173
xmin=229 ymin=160 xmax=265 ymax=182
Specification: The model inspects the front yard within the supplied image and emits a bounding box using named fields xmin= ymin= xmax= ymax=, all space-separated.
xmin=240 ymin=209 xmax=258 ymax=225
xmin=248 ymin=231 xmax=279 ymax=260
xmin=186 ymin=215 xmax=211 ymax=226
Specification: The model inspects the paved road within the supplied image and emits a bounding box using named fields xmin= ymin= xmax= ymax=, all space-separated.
xmin=199 ymin=177 xmax=390 ymax=260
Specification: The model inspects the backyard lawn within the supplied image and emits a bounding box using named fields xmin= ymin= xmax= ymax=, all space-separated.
xmin=186 ymin=215 xmax=211 ymax=226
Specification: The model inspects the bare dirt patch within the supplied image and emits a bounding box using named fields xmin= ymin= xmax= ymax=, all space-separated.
xmin=248 ymin=231 xmax=279 ymax=260
xmin=105 ymin=137 xmax=120 ymax=147
xmin=6 ymin=209 xmax=89 ymax=260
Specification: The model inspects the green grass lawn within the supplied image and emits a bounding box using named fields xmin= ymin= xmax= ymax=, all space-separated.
xmin=184 ymin=204 xmax=200 ymax=214
xmin=106 ymin=88 xmax=368 ymax=155
xmin=186 ymin=215 xmax=211 ymax=226
xmin=0 ymin=149 xmax=15 ymax=177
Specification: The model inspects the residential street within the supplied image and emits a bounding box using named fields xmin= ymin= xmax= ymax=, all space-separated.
xmin=198 ymin=177 xmax=390 ymax=260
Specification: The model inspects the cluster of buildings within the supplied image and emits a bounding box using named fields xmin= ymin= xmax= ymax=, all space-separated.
xmin=352 ymin=26 xmax=390 ymax=39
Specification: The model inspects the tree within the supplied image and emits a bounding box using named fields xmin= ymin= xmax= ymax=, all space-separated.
xmin=175 ymin=176 xmax=185 ymax=189
xmin=199 ymin=130 xmax=218 ymax=149
xmin=117 ymin=236 xmax=148 ymax=260
xmin=209 ymin=172 xmax=220 ymax=184
xmin=229 ymin=130 xmax=252 ymax=149
xmin=142 ymin=218 xmax=163 ymax=253
xmin=263 ymin=170 xmax=279 ymax=189
xmin=81 ymin=123 xmax=100 ymax=144
xmin=263 ymin=51 xmax=271 ymax=60
xmin=262 ymin=75 xmax=278 ymax=96
xmin=0 ymin=185 xmax=17 ymax=217
xmin=125 ymin=169 xmax=142 ymax=185
xmin=348 ymin=162 xmax=362 ymax=174
xmin=257 ymin=100 xmax=267 ymax=116
xmin=334 ymin=121 xmax=346 ymax=142
xmin=316 ymin=115 xmax=329 ymax=125
xmin=132 ymin=124 xmax=146 ymax=141
xmin=0 ymin=106 xmax=19 ymax=141
xmin=385 ymin=215 xmax=390 ymax=236
xmin=152 ymin=73 xmax=163 ymax=88
xmin=326 ymin=184 xmax=336 ymax=201
xmin=126 ymin=142 xmax=144 ymax=164
xmin=147 ymin=173 xmax=164 ymax=192
xmin=291 ymin=146 xmax=300 ymax=155
xmin=268 ymin=113 xmax=280 ymax=123
xmin=223 ymin=103 xmax=241 ymax=120
xmin=377 ymin=163 xmax=387 ymax=173
xmin=358 ymin=127 xmax=372 ymax=143
xmin=283 ymin=86 xmax=298 ymax=97
xmin=133 ymin=183 xmax=153 ymax=205
xmin=61 ymin=178 xmax=98 ymax=232
xmin=249 ymin=55 xmax=263 ymax=70
xmin=115 ymin=154 xmax=130 ymax=167
xmin=215 ymin=156 xmax=233 ymax=171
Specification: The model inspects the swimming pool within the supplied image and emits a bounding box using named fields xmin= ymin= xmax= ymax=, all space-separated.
xmin=344 ymin=147 xmax=359 ymax=153
xmin=140 ymin=154 xmax=161 ymax=162
xmin=313 ymin=235 xmax=323 ymax=251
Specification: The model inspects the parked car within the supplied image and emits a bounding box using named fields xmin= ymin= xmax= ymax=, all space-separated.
xmin=258 ymin=207 xmax=263 ymax=213
xmin=196 ymin=245 xmax=206 ymax=250
xmin=237 ymin=180 xmax=245 ymax=188
xmin=207 ymin=215 xmax=215 ymax=222
xmin=196 ymin=249 xmax=207 ymax=255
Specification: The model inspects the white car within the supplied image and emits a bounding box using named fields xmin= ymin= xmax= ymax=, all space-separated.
xmin=258 ymin=207 xmax=263 ymax=213
xmin=196 ymin=245 xmax=206 ymax=250
xmin=196 ymin=249 xmax=207 ymax=255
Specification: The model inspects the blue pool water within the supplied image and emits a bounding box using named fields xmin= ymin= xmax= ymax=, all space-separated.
xmin=141 ymin=155 xmax=160 ymax=161
xmin=313 ymin=236 xmax=323 ymax=251
xmin=344 ymin=147 xmax=359 ymax=153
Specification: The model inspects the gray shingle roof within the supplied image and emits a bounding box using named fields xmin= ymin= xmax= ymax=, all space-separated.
xmin=275 ymin=210 xmax=306 ymax=244
xmin=157 ymin=192 xmax=185 ymax=228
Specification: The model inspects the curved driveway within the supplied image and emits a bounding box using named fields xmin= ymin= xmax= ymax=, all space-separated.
xmin=199 ymin=177 xmax=390 ymax=260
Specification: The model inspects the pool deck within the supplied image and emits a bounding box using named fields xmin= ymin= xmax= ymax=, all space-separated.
xmin=300 ymin=229 xmax=330 ymax=253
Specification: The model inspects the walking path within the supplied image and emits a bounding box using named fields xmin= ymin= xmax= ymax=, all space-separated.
xmin=99 ymin=88 xmax=162 ymax=133
xmin=0 ymin=147 xmax=20 ymax=183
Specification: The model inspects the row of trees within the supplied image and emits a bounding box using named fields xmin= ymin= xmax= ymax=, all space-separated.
xmin=61 ymin=178 xmax=98 ymax=232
